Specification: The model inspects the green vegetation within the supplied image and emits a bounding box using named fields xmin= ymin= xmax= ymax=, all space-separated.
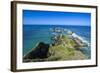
xmin=46 ymin=34 xmax=87 ymax=61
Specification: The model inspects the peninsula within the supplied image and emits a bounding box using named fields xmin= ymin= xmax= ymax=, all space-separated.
xmin=23 ymin=27 xmax=89 ymax=62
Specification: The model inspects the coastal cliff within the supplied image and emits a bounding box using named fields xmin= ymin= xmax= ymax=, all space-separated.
xmin=23 ymin=33 xmax=88 ymax=62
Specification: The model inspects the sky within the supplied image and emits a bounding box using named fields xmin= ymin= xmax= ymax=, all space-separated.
xmin=23 ymin=10 xmax=91 ymax=26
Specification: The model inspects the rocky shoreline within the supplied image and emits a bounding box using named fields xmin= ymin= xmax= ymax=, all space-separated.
xmin=23 ymin=28 xmax=89 ymax=62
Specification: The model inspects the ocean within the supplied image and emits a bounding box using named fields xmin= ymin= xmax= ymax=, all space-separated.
xmin=23 ymin=25 xmax=91 ymax=59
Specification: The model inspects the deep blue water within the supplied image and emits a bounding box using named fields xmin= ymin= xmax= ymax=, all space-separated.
xmin=23 ymin=25 xmax=91 ymax=59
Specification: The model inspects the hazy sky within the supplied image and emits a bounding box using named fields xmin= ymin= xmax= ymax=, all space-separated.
xmin=23 ymin=10 xmax=91 ymax=26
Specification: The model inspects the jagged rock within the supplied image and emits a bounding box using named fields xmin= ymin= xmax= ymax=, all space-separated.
xmin=24 ymin=42 xmax=50 ymax=60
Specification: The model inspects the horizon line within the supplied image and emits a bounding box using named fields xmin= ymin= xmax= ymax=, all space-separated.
xmin=23 ymin=24 xmax=90 ymax=26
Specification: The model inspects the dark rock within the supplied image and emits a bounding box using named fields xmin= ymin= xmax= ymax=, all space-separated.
xmin=24 ymin=42 xmax=50 ymax=60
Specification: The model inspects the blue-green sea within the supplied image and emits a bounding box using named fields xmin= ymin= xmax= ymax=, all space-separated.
xmin=23 ymin=25 xmax=91 ymax=59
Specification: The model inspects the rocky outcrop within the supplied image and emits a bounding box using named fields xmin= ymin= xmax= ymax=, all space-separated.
xmin=23 ymin=35 xmax=87 ymax=62
xmin=24 ymin=42 xmax=50 ymax=61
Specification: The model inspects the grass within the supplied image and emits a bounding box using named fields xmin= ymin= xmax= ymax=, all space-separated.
xmin=46 ymin=34 xmax=87 ymax=61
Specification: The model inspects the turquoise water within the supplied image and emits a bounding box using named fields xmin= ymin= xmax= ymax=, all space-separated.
xmin=23 ymin=25 xmax=91 ymax=58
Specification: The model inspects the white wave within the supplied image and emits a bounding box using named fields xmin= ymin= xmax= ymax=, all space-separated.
xmin=72 ymin=33 xmax=90 ymax=46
